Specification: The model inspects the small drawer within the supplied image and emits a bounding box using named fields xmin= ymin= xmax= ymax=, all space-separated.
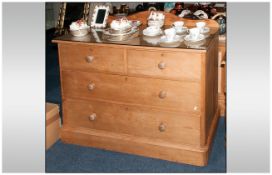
xmin=63 ymin=98 xmax=201 ymax=146
xmin=127 ymin=49 xmax=202 ymax=81
xmin=62 ymin=70 xmax=201 ymax=114
xmin=59 ymin=43 xmax=125 ymax=74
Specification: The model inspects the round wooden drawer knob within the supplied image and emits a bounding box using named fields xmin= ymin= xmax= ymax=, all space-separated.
xmin=194 ymin=106 xmax=198 ymax=111
xmin=89 ymin=113 xmax=97 ymax=121
xmin=88 ymin=82 xmax=95 ymax=91
xmin=86 ymin=56 xmax=94 ymax=63
xmin=159 ymin=91 xmax=167 ymax=99
xmin=158 ymin=61 xmax=166 ymax=69
xmin=159 ymin=123 xmax=166 ymax=132
xmin=220 ymin=60 xmax=226 ymax=67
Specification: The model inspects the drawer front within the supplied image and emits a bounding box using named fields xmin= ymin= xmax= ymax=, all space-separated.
xmin=63 ymin=98 xmax=201 ymax=146
xmin=127 ymin=49 xmax=202 ymax=81
xmin=59 ymin=44 xmax=125 ymax=74
xmin=62 ymin=71 xmax=201 ymax=113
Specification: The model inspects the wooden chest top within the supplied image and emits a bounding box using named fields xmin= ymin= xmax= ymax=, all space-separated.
xmin=53 ymin=25 xmax=218 ymax=51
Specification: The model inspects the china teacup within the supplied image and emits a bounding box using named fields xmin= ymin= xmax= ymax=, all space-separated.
xmin=164 ymin=28 xmax=176 ymax=41
xmin=157 ymin=13 xmax=165 ymax=20
xmin=173 ymin=21 xmax=184 ymax=32
xmin=196 ymin=21 xmax=206 ymax=33
xmin=189 ymin=28 xmax=200 ymax=40
xmin=145 ymin=26 xmax=161 ymax=35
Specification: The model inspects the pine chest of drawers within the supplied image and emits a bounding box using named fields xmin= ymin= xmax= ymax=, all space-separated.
xmin=53 ymin=30 xmax=219 ymax=166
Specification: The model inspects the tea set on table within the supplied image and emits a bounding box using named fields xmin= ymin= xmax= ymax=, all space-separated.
xmin=68 ymin=12 xmax=210 ymax=47
xmin=144 ymin=22 xmax=209 ymax=47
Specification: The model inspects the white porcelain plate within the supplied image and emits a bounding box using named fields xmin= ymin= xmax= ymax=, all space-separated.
xmin=184 ymin=34 xmax=205 ymax=42
xmin=143 ymin=36 xmax=160 ymax=45
xmin=159 ymin=35 xmax=183 ymax=43
xmin=159 ymin=35 xmax=183 ymax=48
xmin=103 ymin=28 xmax=137 ymax=36
xmin=143 ymin=29 xmax=163 ymax=37
xmin=175 ymin=27 xmax=188 ymax=35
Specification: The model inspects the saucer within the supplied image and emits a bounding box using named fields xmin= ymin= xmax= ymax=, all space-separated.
xmin=175 ymin=27 xmax=188 ymax=35
xmin=143 ymin=28 xmax=163 ymax=37
xmin=143 ymin=36 xmax=160 ymax=45
xmin=103 ymin=28 xmax=139 ymax=42
xmin=184 ymin=34 xmax=205 ymax=42
xmin=160 ymin=35 xmax=183 ymax=43
xmin=159 ymin=35 xmax=183 ymax=48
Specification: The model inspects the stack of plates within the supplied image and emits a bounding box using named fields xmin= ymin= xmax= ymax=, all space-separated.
xmin=103 ymin=27 xmax=139 ymax=41
xmin=109 ymin=26 xmax=132 ymax=35
xmin=70 ymin=27 xmax=90 ymax=37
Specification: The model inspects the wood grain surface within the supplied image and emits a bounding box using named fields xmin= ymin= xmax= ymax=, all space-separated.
xmin=59 ymin=43 xmax=125 ymax=74
xmin=63 ymin=98 xmax=201 ymax=146
xmin=62 ymin=70 xmax=201 ymax=114
xmin=127 ymin=48 xmax=202 ymax=82
xmin=53 ymin=18 xmax=220 ymax=165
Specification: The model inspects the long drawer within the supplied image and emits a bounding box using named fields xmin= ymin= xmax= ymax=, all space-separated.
xmin=62 ymin=70 xmax=201 ymax=113
xmin=127 ymin=49 xmax=202 ymax=81
xmin=63 ymin=98 xmax=201 ymax=146
xmin=59 ymin=44 xmax=125 ymax=74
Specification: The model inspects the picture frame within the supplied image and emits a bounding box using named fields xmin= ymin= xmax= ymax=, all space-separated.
xmin=90 ymin=5 xmax=110 ymax=29
xmin=54 ymin=2 xmax=90 ymax=36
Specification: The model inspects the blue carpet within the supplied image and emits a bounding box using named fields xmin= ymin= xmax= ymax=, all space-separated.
xmin=46 ymin=29 xmax=226 ymax=173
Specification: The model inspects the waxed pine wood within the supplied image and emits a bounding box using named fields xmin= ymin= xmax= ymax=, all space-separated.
xmin=59 ymin=43 xmax=125 ymax=74
xmin=46 ymin=103 xmax=60 ymax=150
xmin=201 ymin=37 xmax=219 ymax=144
xmin=61 ymin=70 xmax=201 ymax=114
xmin=218 ymin=42 xmax=226 ymax=117
xmin=63 ymin=98 xmax=201 ymax=146
xmin=53 ymin=24 xmax=219 ymax=166
xmin=127 ymin=48 xmax=202 ymax=81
